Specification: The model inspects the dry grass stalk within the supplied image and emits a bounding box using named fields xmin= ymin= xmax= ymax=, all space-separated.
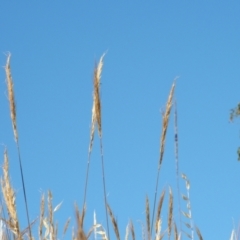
xmin=83 ymin=54 xmax=109 ymax=238
xmin=0 ymin=220 xmax=8 ymax=240
xmin=1 ymin=149 xmax=20 ymax=238
xmin=93 ymin=225 xmax=108 ymax=240
xmin=0 ymin=219 xmax=10 ymax=240
xmin=55 ymin=222 xmax=58 ymax=239
xmin=173 ymin=222 xmax=178 ymax=240
xmin=155 ymin=218 xmax=162 ymax=240
xmin=39 ymin=194 xmax=45 ymax=240
xmin=168 ymin=187 xmax=173 ymax=239
xmin=63 ymin=217 xmax=71 ymax=237
xmin=181 ymin=173 xmax=194 ymax=239
xmin=155 ymin=189 xmax=165 ymax=234
xmin=38 ymin=191 xmax=62 ymax=240
xmin=145 ymin=196 xmax=151 ymax=240
xmin=48 ymin=191 xmax=54 ymax=239
xmin=93 ymin=53 xmax=105 ymax=138
xmin=195 ymin=226 xmax=203 ymax=240
xmin=5 ymin=53 xmax=18 ymax=142
xmin=87 ymin=211 xmax=106 ymax=239
xmin=89 ymin=104 xmax=96 ymax=154
xmin=182 ymin=230 xmax=191 ymax=239
xmin=159 ymin=81 xmax=175 ymax=168
xmin=151 ymin=81 xmax=176 ymax=234
xmin=174 ymin=101 xmax=182 ymax=231
xmin=129 ymin=221 xmax=135 ymax=240
xmin=89 ymin=53 xmax=105 ymax=153
xmin=107 ymin=203 xmax=120 ymax=240
xmin=138 ymin=221 xmax=146 ymax=240
xmin=125 ymin=223 xmax=129 ymax=240
xmin=4 ymin=53 xmax=32 ymax=239
xmin=174 ymin=101 xmax=179 ymax=169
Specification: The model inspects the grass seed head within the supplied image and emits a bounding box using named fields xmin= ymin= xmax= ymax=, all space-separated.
xmin=159 ymin=81 xmax=176 ymax=168
xmin=93 ymin=53 xmax=105 ymax=138
xmin=155 ymin=189 xmax=165 ymax=233
xmin=1 ymin=149 xmax=20 ymax=238
xmin=5 ymin=53 xmax=18 ymax=142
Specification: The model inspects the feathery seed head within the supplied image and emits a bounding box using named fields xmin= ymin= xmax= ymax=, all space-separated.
xmin=1 ymin=150 xmax=20 ymax=237
xmin=159 ymin=80 xmax=176 ymax=168
xmin=5 ymin=53 xmax=18 ymax=142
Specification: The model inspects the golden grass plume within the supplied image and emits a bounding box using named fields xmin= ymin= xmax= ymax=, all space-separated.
xmin=1 ymin=149 xmax=20 ymax=238
xmin=4 ymin=53 xmax=18 ymax=142
xmin=89 ymin=53 xmax=106 ymax=153
xmin=159 ymin=81 xmax=176 ymax=168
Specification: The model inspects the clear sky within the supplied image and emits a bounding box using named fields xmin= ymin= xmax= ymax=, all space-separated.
xmin=0 ymin=2 xmax=240 ymax=239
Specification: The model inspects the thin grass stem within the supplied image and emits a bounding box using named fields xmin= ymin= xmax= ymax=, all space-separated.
xmin=100 ymin=138 xmax=110 ymax=239
xmin=174 ymin=101 xmax=182 ymax=231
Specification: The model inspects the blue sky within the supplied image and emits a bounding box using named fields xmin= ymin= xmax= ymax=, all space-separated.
xmin=0 ymin=2 xmax=240 ymax=239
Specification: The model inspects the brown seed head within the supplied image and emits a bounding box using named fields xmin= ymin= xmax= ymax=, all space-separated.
xmin=5 ymin=54 xmax=18 ymax=142
xmin=93 ymin=53 xmax=105 ymax=138
xmin=1 ymin=150 xmax=20 ymax=237
xmin=159 ymin=81 xmax=176 ymax=168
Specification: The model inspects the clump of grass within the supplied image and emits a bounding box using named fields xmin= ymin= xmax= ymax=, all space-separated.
xmin=1 ymin=53 xmax=207 ymax=240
